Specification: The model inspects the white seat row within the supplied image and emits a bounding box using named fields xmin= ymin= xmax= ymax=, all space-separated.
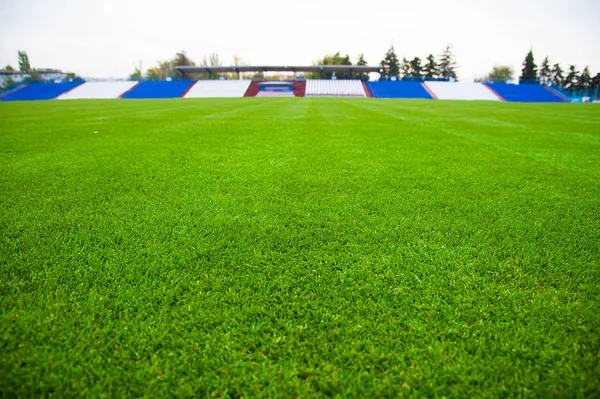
xmin=184 ymin=80 xmax=251 ymax=98
xmin=424 ymin=82 xmax=500 ymax=101
xmin=57 ymin=81 xmax=138 ymax=99
xmin=305 ymin=80 xmax=366 ymax=97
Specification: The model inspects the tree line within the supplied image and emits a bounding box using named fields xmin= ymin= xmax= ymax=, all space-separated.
xmin=379 ymin=45 xmax=458 ymax=81
xmin=483 ymin=51 xmax=599 ymax=93
xmin=306 ymin=45 xmax=458 ymax=81
xmin=130 ymin=51 xmax=227 ymax=81
xmin=519 ymin=50 xmax=599 ymax=93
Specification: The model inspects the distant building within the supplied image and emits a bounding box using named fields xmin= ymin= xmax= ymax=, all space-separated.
xmin=0 ymin=70 xmax=29 ymax=87
xmin=0 ymin=69 xmax=68 ymax=88
xmin=36 ymin=69 xmax=68 ymax=81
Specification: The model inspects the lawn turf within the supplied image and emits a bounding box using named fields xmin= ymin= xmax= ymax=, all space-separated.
xmin=1 ymin=98 xmax=599 ymax=397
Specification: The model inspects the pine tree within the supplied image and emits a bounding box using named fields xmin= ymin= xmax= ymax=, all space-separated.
xmin=380 ymin=46 xmax=400 ymax=80
xmin=438 ymin=45 xmax=457 ymax=79
xmin=577 ymin=66 xmax=591 ymax=90
xmin=357 ymin=54 xmax=367 ymax=66
xmin=409 ymin=57 xmax=423 ymax=78
xmin=550 ymin=63 xmax=564 ymax=86
xmin=400 ymin=57 xmax=411 ymax=78
xmin=338 ymin=53 xmax=352 ymax=79
xmin=520 ymin=50 xmax=537 ymax=82
xmin=563 ymin=65 xmax=579 ymax=91
xmin=423 ymin=54 xmax=438 ymax=79
xmin=592 ymin=73 xmax=600 ymax=90
xmin=356 ymin=53 xmax=369 ymax=81
xmin=17 ymin=50 xmax=31 ymax=73
xmin=539 ymin=57 xmax=551 ymax=84
xmin=592 ymin=73 xmax=600 ymax=100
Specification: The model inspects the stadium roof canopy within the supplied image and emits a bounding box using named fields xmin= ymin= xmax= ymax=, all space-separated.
xmin=175 ymin=65 xmax=383 ymax=77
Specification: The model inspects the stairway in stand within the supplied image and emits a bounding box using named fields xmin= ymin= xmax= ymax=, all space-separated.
xmin=293 ymin=81 xmax=306 ymax=97
xmin=244 ymin=82 xmax=260 ymax=97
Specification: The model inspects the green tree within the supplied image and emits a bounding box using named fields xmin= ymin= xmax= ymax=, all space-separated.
xmin=159 ymin=60 xmax=173 ymax=78
xmin=1 ymin=77 xmax=15 ymax=89
xmin=577 ymin=66 xmax=591 ymax=90
xmin=18 ymin=50 xmax=31 ymax=73
xmin=129 ymin=61 xmax=143 ymax=80
xmin=539 ymin=57 xmax=551 ymax=84
xmin=173 ymin=51 xmax=195 ymax=67
xmin=4 ymin=65 xmax=15 ymax=71
xmin=423 ymin=54 xmax=438 ymax=79
xmin=400 ymin=57 xmax=411 ymax=78
xmin=409 ymin=57 xmax=423 ymax=78
xmin=337 ymin=53 xmax=352 ymax=79
xmin=487 ymin=65 xmax=514 ymax=81
xmin=355 ymin=53 xmax=369 ymax=80
xmin=310 ymin=52 xmax=353 ymax=79
xmin=563 ymin=65 xmax=579 ymax=91
xmin=438 ymin=44 xmax=457 ymax=79
xmin=28 ymin=69 xmax=41 ymax=82
xmin=129 ymin=69 xmax=142 ymax=80
xmin=520 ymin=50 xmax=537 ymax=81
xmin=65 ymin=72 xmax=77 ymax=80
xmin=208 ymin=53 xmax=222 ymax=67
xmin=550 ymin=63 xmax=564 ymax=86
xmin=146 ymin=67 xmax=161 ymax=79
xmin=380 ymin=46 xmax=400 ymax=80
xmin=591 ymin=73 xmax=600 ymax=91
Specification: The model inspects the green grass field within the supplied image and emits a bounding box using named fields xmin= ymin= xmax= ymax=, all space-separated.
xmin=1 ymin=98 xmax=599 ymax=397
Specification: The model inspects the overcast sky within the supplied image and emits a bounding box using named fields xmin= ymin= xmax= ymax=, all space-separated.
xmin=0 ymin=0 xmax=599 ymax=80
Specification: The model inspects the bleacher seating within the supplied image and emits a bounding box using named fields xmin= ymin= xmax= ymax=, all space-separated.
xmin=57 ymin=81 xmax=138 ymax=100
xmin=486 ymin=84 xmax=566 ymax=103
xmin=121 ymin=80 xmax=195 ymax=99
xmin=0 ymin=82 xmax=82 ymax=101
xmin=183 ymin=80 xmax=251 ymax=98
xmin=367 ymin=81 xmax=433 ymax=99
xmin=424 ymin=82 xmax=500 ymax=101
xmin=305 ymin=80 xmax=366 ymax=97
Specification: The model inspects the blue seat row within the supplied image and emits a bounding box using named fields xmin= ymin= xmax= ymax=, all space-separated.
xmin=121 ymin=81 xmax=195 ymax=99
xmin=1 ymin=82 xmax=82 ymax=101
xmin=486 ymin=84 xmax=566 ymax=103
xmin=367 ymin=81 xmax=433 ymax=99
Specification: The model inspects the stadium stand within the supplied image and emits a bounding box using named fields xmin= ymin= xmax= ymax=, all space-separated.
xmin=424 ymin=82 xmax=500 ymax=101
xmin=57 ymin=81 xmax=138 ymax=100
xmin=0 ymin=84 xmax=26 ymax=100
xmin=183 ymin=80 xmax=251 ymax=98
xmin=120 ymin=80 xmax=195 ymax=99
xmin=367 ymin=81 xmax=434 ymax=99
xmin=0 ymin=82 xmax=83 ymax=101
xmin=485 ymin=83 xmax=566 ymax=103
xmin=305 ymin=80 xmax=366 ymax=97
